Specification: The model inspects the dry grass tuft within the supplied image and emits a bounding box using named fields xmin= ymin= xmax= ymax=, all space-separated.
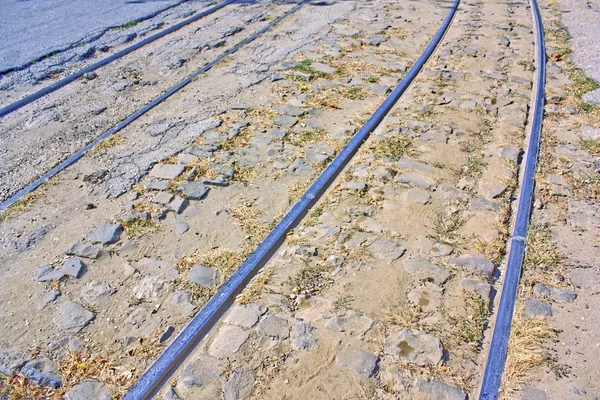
xmin=0 ymin=373 xmax=59 ymax=400
xmin=89 ymin=134 xmax=124 ymax=155
xmin=368 ymin=135 xmax=414 ymax=160
xmin=237 ymin=266 xmax=275 ymax=304
xmin=122 ymin=218 xmax=158 ymax=238
xmin=501 ymin=314 xmax=558 ymax=396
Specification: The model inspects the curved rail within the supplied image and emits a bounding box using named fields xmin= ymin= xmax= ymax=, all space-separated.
xmin=122 ymin=0 xmax=460 ymax=398
xmin=479 ymin=0 xmax=546 ymax=398
xmin=0 ymin=0 xmax=236 ymax=119
xmin=0 ymin=1 xmax=310 ymax=213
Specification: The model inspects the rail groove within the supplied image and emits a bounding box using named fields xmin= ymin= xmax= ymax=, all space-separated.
xmin=479 ymin=0 xmax=547 ymax=397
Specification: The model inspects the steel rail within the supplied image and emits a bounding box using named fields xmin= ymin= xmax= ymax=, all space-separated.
xmin=122 ymin=0 xmax=460 ymax=398
xmin=0 ymin=0 xmax=236 ymax=119
xmin=479 ymin=0 xmax=546 ymax=397
xmin=0 ymin=0 xmax=310 ymax=213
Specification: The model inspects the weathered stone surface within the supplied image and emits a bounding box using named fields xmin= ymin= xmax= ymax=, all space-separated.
xmin=356 ymin=216 xmax=385 ymax=233
xmin=54 ymin=301 xmax=94 ymax=333
xmin=366 ymin=237 xmax=406 ymax=263
xmin=80 ymin=281 xmax=116 ymax=305
xmin=224 ymin=303 xmax=266 ymax=328
xmin=86 ymin=222 xmax=123 ymax=245
xmin=274 ymin=105 xmax=304 ymax=116
xmin=288 ymin=157 xmax=315 ymax=175
xmin=38 ymin=290 xmax=60 ymax=310
xmin=397 ymin=172 xmax=437 ymax=190
xmin=448 ymin=254 xmax=495 ymax=277
xmin=208 ymin=325 xmax=250 ymax=358
xmin=153 ymin=191 xmax=174 ymax=205
xmin=522 ymin=299 xmax=553 ymax=318
xmin=163 ymin=386 xmax=182 ymax=400
xmin=34 ymin=265 xmax=64 ymax=282
xmin=174 ymin=220 xmax=190 ymax=235
xmin=256 ymin=315 xmax=289 ymax=339
xmin=273 ymin=115 xmax=298 ymax=128
xmin=66 ymin=242 xmax=101 ymax=259
xmin=158 ymin=326 xmax=175 ymax=344
xmin=533 ymin=283 xmax=576 ymax=303
xmin=402 ymin=257 xmax=451 ymax=284
xmin=405 ymin=189 xmax=431 ymax=204
xmin=385 ymin=328 xmax=444 ymax=366
xmin=341 ymin=180 xmax=367 ymax=191
xmin=365 ymin=83 xmax=390 ymax=95
xmin=293 ymin=321 xmax=318 ymax=350
xmin=311 ymin=62 xmax=337 ymax=74
xmin=326 ymin=310 xmax=373 ymax=336
xmin=461 ymin=279 xmax=492 ymax=300
xmin=149 ymin=164 xmax=185 ymax=180
xmin=417 ymin=378 xmax=467 ymax=400
xmin=479 ymin=178 xmax=508 ymax=199
xmin=21 ymin=358 xmax=62 ymax=388
xmin=568 ymin=200 xmax=597 ymax=231
xmin=520 ymin=385 xmax=549 ymax=400
xmin=0 ymin=348 xmax=28 ymax=375
xmin=223 ymin=368 xmax=254 ymax=400
xmin=177 ymin=182 xmax=209 ymax=200
xmin=146 ymin=180 xmax=170 ymax=191
xmin=335 ymin=346 xmax=379 ymax=377
xmin=133 ymin=276 xmax=167 ymax=300
xmin=169 ymin=197 xmax=189 ymax=214
xmin=62 ymin=258 xmax=85 ymax=278
xmin=171 ymin=291 xmax=197 ymax=314
xmin=177 ymin=355 xmax=223 ymax=395
xmin=135 ymin=257 xmax=179 ymax=281
xmin=188 ymin=265 xmax=217 ymax=286
xmin=65 ymin=380 xmax=110 ymax=400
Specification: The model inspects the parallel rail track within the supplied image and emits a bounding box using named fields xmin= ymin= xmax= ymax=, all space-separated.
xmin=0 ymin=0 xmax=235 ymax=119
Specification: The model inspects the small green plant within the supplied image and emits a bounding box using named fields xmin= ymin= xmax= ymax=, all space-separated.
xmin=369 ymin=135 xmax=413 ymax=160
xmin=366 ymin=75 xmax=379 ymax=83
xmin=465 ymin=155 xmax=487 ymax=178
xmin=122 ymin=218 xmax=157 ymax=238
xmin=293 ymin=59 xmax=317 ymax=75
xmin=449 ymin=293 xmax=490 ymax=349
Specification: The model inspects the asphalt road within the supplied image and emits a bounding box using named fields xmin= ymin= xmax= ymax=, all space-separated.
xmin=0 ymin=0 xmax=186 ymax=72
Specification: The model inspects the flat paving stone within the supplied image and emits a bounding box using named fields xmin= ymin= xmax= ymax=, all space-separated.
xmin=152 ymin=191 xmax=174 ymax=205
xmin=224 ymin=303 xmax=267 ymax=328
xmin=273 ymin=115 xmax=298 ymax=128
xmin=86 ymin=222 xmax=123 ymax=245
xmin=34 ymin=265 xmax=64 ymax=282
xmin=461 ymin=278 xmax=492 ymax=300
xmin=405 ymin=189 xmax=431 ymax=204
xmin=177 ymin=355 xmax=223 ymax=394
xmin=65 ymin=380 xmax=110 ymax=400
xmin=326 ymin=310 xmax=373 ymax=337
xmin=293 ymin=321 xmax=318 ymax=351
xmin=448 ymin=254 xmax=495 ymax=277
xmin=397 ymin=172 xmax=437 ymax=190
xmin=256 ymin=315 xmax=289 ymax=339
xmin=54 ymin=301 xmax=95 ymax=333
xmin=21 ymin=358 xmax=61 ymax=388
xmin=66 ymin=242 xmax=101 ymax=259
xmin=402 ymin=257 xmax=451 ymax=284
xmin=385 ymin=328 xmax=444 ymax=366
xmin=274 ymin=105 xmax=304 ymax=116
xmin=188 ymin=265 xmax=217 ymax=286
xmin=208 ymin=325 xmax=250 ymax=358
xmin=80 ymin=281 xmax=115 ymax=305
xmin=62 ymin=258 xmax=85 ymax=278
xmin=177 ymin=182 xmax=209 ymax=201
xmin=366 ymin=237 xmax=406 ymax=263
xmin=0 ymin=348 xmax=29 ymax=376
xmin=335 ymin=346 xmax=379 ymax=377
xmin=311 ymin=62 xmax=337 ymax=74
xmin=417 ymin=378 xmax=467 ymax=400
xmin=149 ymin=164 xmax=185 ymax=180
xmin=223 ymin=368 xmax=254 ymax=400
xmin=522 ymin=299 xmax=553 ymax=319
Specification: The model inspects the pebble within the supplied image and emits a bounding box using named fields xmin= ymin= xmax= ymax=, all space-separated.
xmin=86 ymin=222 xmax=123 ymax=245
xmin=385 ymin=328 xmax=444 ymax=366
xmin=520 ymin=385 xmax=549 ymax=400
xmin=54 ymin=301 xmax=95 ymax=333
xmin=335 ymin=346 xmax=379 ymax=377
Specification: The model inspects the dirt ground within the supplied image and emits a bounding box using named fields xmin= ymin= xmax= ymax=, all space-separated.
xmin=0 ymin=0 xmax=598 ymax=399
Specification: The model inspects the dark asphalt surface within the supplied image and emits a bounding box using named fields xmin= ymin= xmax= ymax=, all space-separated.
xmin=0 ymin=0 xmax=186 ymax=72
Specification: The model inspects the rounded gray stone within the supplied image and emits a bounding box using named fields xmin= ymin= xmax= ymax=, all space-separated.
xmin=86 ymin=222 xmax=123 ymax=245
xmin=335 ymin=346 xmax=379 ymax=377
xmin=65 ymin=380 xmax=110 ymax=400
